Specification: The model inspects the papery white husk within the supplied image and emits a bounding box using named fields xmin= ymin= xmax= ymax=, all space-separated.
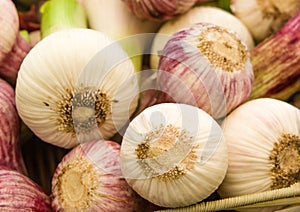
xmin=150 ymin=6 xmax=255 ymax=69
xmin=120 ymin=103 xmax=228 ymax=208
xmin=218 ymin=98 xmax=300 ymax=212
xmin=16 ymin=28 xmax=139 ymax=148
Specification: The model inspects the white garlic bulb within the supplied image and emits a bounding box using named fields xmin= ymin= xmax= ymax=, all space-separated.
xmin=218 ymin=98 xmax=300 ymax=212
xmin=16 ymin=28 xmax=139 ymax=148
xmin=120 ymin=103 xmax=228 ymax=208
xmin=230 ymin=0 xmax=300 ymax=42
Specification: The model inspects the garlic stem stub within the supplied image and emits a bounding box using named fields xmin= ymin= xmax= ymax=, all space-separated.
xmin=156 ymin=23 xmax=254 ymax=119
xmin=150 ymin=6 xmax=255 ymax=70
xmin=15 ymin=28 xmax=139 ymax=148
xmin=51 ymin=140 xmax=153 ymax=212
xmin=230 ymin=0 xmax=300 ymax=43
xmin=121 ymin=0 xmax=198 ymax=22
xmin=248 ymin=9 xmax=300 ymax=101
xmin=120 ymin=103 xmax=228 ymax=208
xmin=218 ymin=98 xmax=300 ymax=212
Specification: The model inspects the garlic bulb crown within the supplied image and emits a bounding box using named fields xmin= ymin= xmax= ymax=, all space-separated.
xmin=218 ymin=98 xmax=300 ymax=211
xmin=16 ymin=28 xmax=139 ymax=148
xmin=157 ymin=22 xmax=253 ymax=119
xmin=120 ymin=103 xmax=228 ymax=208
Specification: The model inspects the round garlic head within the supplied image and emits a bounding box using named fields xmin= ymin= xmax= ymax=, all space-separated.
xmin=120 ymin=103 xmax=228 ymax=208
xmin=218 ymin=98 xmax=300 ymax=212
xmin=16 ymin=28 xmax=139 ymax=148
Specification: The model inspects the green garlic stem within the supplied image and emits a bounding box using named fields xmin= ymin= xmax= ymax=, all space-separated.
xmin=40 ymin=0 xmax=87 ymax=38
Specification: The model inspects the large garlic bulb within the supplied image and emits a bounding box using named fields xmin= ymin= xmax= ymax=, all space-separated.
xmin=16 ymin=28 xmax=139 ymax=148
xmin=120 ymin=103 xmax=228 ymax=208
xmin=218 ymin=98 xmax=300 ymax=212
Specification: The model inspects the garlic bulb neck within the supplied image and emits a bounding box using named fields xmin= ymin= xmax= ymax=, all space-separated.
xmin=270 ymin=133 xmax=300 ymax=189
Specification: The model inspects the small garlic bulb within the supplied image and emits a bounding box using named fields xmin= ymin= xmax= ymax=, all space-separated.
xmin=16 ymin=28 xmax=139 ymax=148
xmin=120 ymin=103 xmax=228 ymax=208
xmin=218 ymin=98 xmax=300 ymax=212
xmin=230 ymin=0 xmax=300 ymax=42
xmin=121 ymin=0 xmax=198 ymax=22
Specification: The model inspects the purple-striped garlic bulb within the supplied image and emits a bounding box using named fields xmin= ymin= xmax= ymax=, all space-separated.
xmin=0 ymin=78 xmax=27 ymax=174
xmin=121 ymin=0 xmax=198 ymax=22
xmin=0 ymin=165 xmax=52 ymax=211
xmin=51 ymin=139 xmax=155 ymax=211
xmin=156 ymin=22 xmax=254 ymax=119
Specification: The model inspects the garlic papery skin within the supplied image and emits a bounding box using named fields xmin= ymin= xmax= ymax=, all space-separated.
xmin=0 ymin=0 xmax=31 ymax=84
xmin=218 ymin=98 xmax=300 ymax=212
xmin=156 ymin=23 xmax=254 ymax=119
xmin=121 ymin=0 xmax=197 ymax=22
xmin=230 ymin=0 xmax=300 ymax=43
xmin=120 ymin=103 xmax=228 ymax=208
xmin=51 ymin=140 xmax=153 ymax=212
xmin=0 ymin=166 xmax=52 ymax=211
xmin=150 ymin=6 xmax=255 ymax=69
xmin=0 ymin=79 xmax=27 ymax=175
xmin=15 ymin=28 xmax=139 ymax=148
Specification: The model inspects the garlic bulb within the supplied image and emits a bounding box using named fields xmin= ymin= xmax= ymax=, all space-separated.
xmin=230 ymin=0 xmax=300 ymax=42
xmin=16 ymin=28 xmax=139 ymax=148
xmin=120 ymin=103 xmax=228 ymax=208
xmin=156 ymin=22 xmax=253 ymax=119
xmin=150 ymin=6 xmax=255 ymax=70
xmin=51 ymin=139 xmax=154 ymax=211
xmin=218 ymin=98 xmax=300 ymax=212
xmin=121 ymin=0 xmax=197 ymax=22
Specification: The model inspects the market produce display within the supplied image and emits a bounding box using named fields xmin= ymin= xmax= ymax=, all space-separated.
xmin=0 ymin=0 xmax=300 ymax=211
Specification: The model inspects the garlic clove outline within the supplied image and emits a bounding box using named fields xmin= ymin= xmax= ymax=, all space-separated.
xmin=120 ymin=103 xmax=228 ymax=208
xmin=16 ymin=28 xmax=139 ymax=148
xmin=218 ymin=98 xmax=300 ymax=212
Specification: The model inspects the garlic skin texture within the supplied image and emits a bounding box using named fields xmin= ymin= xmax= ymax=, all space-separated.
xmin=157 ymin=23 xmax=254 ymax=119
xmin=230 ymin=0 xmax=300 ymax=42
xmin=120 ymin=103 xmax=228 ymax=208
xmin=121 ymin=0 xmax=197 ymax=22
xmin=150 ymin=6 xmax=255 ymax=70
xmin=218 ymin=98 xmax=300 ymax=212
xmin=51 ymin=140 xmax=150 ymax=212
xmin=16 ymin=28 xmax=139 ymax=148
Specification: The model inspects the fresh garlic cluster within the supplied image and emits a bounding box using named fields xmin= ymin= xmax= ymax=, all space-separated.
xmin=230 ymin=0 xmax=300 ymax=42
xmin=218 ymin=98 xmax=300 ymax=212
xmin=16 ymin=28 xmax=139 ymax=148
xmin=121 ymin=0 xmax=198 ymax=22
xmin=120 ymin=103 xmax=228 ymax=208
xmin=150 ymin=6 xmax=255 ymax=70
xmin=156 ymin=22 xmax=254 ymax=119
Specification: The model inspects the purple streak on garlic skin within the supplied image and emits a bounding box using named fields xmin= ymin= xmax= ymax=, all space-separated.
xmin=122 ymin=0 xmax=197 ymax=22
xmin=0 ymin=79 xmax=27 ymax=175
xmin=0 ymin=165 xmax=52 ymax=211
xmin=51 ymin=140 xmax=155 ymax=212
xmin=157 ymin=23 xmax=254 ymax=119
xmin=0 ymin=0 xmax=32 ymax=85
